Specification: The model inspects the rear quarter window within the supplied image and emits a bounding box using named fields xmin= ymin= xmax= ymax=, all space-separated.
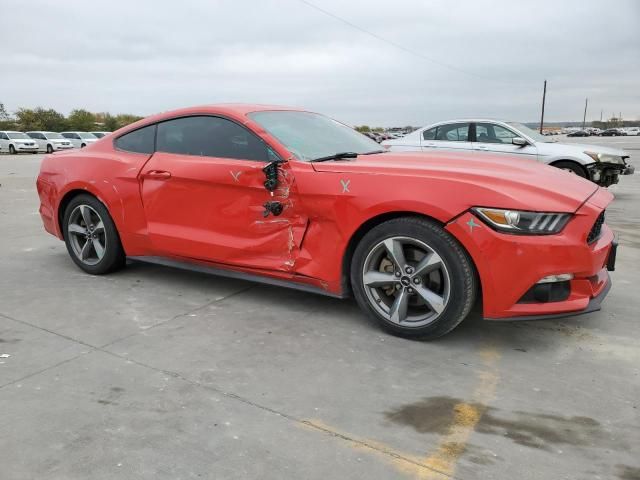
xmin=114 ymin=125 xmax=156 ymax=154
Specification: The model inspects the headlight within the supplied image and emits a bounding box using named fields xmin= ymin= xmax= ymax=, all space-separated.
xmin=472 ymin=207 xmax=571 ymax=234
xmin=584 ymin=151 xmax=625 ymax=165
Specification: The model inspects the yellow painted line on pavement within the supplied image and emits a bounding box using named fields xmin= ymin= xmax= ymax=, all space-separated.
xmin=419 ymin=346 xmax=501 ymax=479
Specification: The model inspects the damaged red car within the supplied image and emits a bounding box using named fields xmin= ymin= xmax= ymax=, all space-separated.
xmin=36 ymin=105 xmax=617 ymax=339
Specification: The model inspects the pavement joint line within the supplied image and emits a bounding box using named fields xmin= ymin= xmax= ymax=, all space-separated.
xmin=0 ymin=311 xmax=97 ymax=350
xmin=97 ymin=348 xmax=458 ymax=480
xmin=0 ymin=286 xmax=256 ymax=389
xmin=97 ymin=284 xmax=256 ymax=350
xmin=0 ymin=350 xmax=93 ymax=390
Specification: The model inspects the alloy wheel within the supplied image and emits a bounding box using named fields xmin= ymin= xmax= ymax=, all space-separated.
xmin=67 ymin=205 xmax=107 ymax=266
xmin=361 ymin=236 xmax=450 ymax=327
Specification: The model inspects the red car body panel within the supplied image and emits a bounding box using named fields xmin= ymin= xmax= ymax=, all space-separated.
xmin=36 ymin=104 xmax=615 ymax=319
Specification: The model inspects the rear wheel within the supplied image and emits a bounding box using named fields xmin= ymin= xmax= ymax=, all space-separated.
xmin=63 ymin=194 xmax=125 ymax=275
xmin=350 ymin=217 xmax=476 ymax=339
xmin=553 ymin=160 xmax=587 ymax=178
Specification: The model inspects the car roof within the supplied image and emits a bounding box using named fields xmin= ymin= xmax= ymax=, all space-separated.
xmin=117 ymin=104 xmax=309 ymax=136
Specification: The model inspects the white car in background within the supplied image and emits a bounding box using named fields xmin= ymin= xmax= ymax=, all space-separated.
xmin=26 ymin=131 xmax=74 ymax=153
xmin=625 ymin=127 xmax=640 ymax=136
xmin=90 ymin=131 xmax=112 ymax=138
xmin=381 ymin=119 xmax=634 ymax=187
xmin=60 ymin=131 xmax=99 ymax=148
xmin=0 ymin=131 xmax=39 ymax=154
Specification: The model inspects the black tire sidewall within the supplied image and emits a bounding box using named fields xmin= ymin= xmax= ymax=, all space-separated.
xmin=62 ymin=194 xmax=125 ymax=274
xmin=350 ymin=217 xmax=476 ymax=339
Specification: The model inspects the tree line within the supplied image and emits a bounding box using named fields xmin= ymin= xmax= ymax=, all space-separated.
xmin=0 ymin=102 xmax=143 ymax=132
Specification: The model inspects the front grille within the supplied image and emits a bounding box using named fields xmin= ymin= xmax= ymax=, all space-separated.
xmin=587 ymin=210 xmax=605 ymax=244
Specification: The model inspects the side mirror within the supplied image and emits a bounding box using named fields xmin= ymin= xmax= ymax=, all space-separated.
xmin=512 ymin=137 xmax=528 ymax=147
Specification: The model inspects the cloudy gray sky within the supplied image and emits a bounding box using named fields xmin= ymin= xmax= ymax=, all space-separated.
xmin=2 ymin=0 xmax=639 ymax=126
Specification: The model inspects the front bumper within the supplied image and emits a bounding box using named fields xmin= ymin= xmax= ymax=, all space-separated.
xmin=53 ymin=144 xmax=73 ymax=151
xmin=16 ymin=144 xmax=38 ymax=152
xmin=446 ymin=188 xmax=615 ymax=320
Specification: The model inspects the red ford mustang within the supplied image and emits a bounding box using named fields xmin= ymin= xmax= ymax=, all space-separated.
xmin=36 ymin=105 xmax=617 ymax=339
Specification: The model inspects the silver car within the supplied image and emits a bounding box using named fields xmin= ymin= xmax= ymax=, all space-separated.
xmin=60 ymin=131 xmax=99 ymax=148
xmin=0 ymin=131 xmax=39 ymax=154
xmin=26 ymin=131 xmax=74 ymax=153
xmin=381 ymin=119 xmax=634 ymax=187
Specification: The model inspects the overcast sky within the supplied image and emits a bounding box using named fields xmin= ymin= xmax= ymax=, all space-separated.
xmin=2 ymin=0 xmax=639 ymax=126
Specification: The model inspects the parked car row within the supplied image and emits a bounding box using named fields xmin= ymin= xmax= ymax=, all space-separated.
xmin=0 ymin=130 xmax=111 ymax=154
xmin=381 ymin=119 xmax=634 ymax=187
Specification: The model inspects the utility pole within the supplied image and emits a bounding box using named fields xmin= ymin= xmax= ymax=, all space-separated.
xmin=539 ymin=80 xmax=547 ymax=134
xmin=582 ymin=98 xmax=588 ymax=130
xmin=600 ymin=109 xmax=603 ymax=122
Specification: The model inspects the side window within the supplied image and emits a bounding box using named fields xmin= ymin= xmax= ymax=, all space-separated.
xmin=475 ymin=123 xmax=517 ymax=144
xmin=114 ymin=125 xmax=156 ymax=154
xmin=422 ymin=127 xmax=438 ymax=140
xmin=435 ymin=123 xmax=469 ymax=142
xmin=73 ymin=133 xmax=82 ymax=140
xmin=156 ymin=116 xmax=269 ymax=161
xmin=0 ymin=132 xmax=8 ymax=140
xmin=62 ymin=133 xmax=71 ymax=139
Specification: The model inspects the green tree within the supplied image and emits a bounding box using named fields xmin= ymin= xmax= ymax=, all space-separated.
xmin=0 ymin=102 xmax=16 ymax=130
xmin=15 ymin=108 xmax=43 ymax=131
xmin=114 ymin=113 xmax=143 ymax=129
xmin=67 ymin=109 xmax=96 ymax=131
xmin=102 ymin=113 xmax=119 ymax=131
xmin=355 ymin=125 xmax=371 ymax=133
xmin=36 ymin=108 xmax=67 ymax=131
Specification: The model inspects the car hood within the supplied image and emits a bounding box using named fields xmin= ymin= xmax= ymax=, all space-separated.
xmin=311 ymin=151 xmax=599 ymax=213
xmin=537 ymin=141 xmax=628 ymax=157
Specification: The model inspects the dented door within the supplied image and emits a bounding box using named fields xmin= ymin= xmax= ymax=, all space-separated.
xmin=140 ymin=152 xmax=308 ymax=272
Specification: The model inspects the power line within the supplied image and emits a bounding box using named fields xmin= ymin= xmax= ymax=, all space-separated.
xmin=295 ymin=0 xmax=530 ymax=88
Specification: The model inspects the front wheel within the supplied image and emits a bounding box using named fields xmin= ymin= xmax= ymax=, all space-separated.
xmin=80 ymin=143 xmax=86 ymax=148
xmin=46 ymin=144 xmax=53 ymax=154
xmin=350 ymin=217 xmax=476 ymax=339
xmin=9 ymin=145 xmax=16 ymax=154
xmin=63 ymin=194 xmax=125 ymax=275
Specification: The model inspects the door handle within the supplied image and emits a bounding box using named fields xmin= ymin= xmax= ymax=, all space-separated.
xmin=144 ymin=170 xmax=172 ymax=179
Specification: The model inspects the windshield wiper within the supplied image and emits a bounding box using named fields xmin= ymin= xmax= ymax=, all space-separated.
xmin=360 ymin=150 xmax=385 ymax=155
xmin=311 ymin=152 xmax=358 ymax=162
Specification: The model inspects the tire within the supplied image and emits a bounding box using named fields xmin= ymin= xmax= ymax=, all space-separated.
xmin=81 ymin=143 xmax=86 ymax=148
xmin=46 ymin=144 xmax=53 ymax=154
xmin=553 ymin=161 xmax=587 ymax=178
xmin=9 ymin=145 xmax=16 ymax=155
xmin=350 ymin=217 xmax=476 ymax=339
xmin=62 ymin=194 xmax=126 ymax=275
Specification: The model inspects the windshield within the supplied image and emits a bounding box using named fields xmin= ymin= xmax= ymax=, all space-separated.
xmin=7 ymin=132 xmax=29 ymax=139
xmin=78 ymin=132 xmax=97 ymax=139
xmin=249 ymin=111 xmax=382 ymax=161
xmin=506 ymin=122 xmax=552 ymax=143
xmin=44 ymin=132 xmax=64 ymax=139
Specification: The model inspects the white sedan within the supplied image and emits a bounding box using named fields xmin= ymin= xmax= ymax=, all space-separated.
xmin=26 ymin=131 xmax=74 ymax=153
xmin=382 ymin=119 xmax=634 ymax=187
